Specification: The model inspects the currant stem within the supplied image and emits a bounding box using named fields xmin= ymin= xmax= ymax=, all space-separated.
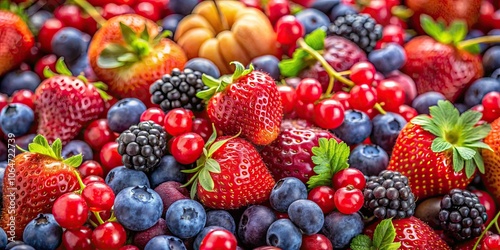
xmin=473 ymin=211 xmax=500 ymax=250
xmin=74 ymin=170 xmax=86 ymax=194
xmin=72 ymin=0 xmax=107 ymax=27
xmin=93 ymin=211 xmax=105 ymax=225
xmin=458 ymin=35 xmax=500 ymax=50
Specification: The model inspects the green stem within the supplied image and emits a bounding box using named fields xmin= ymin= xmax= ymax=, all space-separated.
xmin=458 ymin=36 xmax=500 ymax=50
xmin=181 ymin=171 xmax=201 ymax=188
xmin=93 ymin=211 xmax=105 ymax=225
xmin=473 ymin=211 xmax=500 ymax=250
xmin=72 ymin=0 xmax=106 ymax=27
xmin=88 ymin=219 xmax=98 ymax=228
xmin=74 ymin=170 xmax=86 ymax=194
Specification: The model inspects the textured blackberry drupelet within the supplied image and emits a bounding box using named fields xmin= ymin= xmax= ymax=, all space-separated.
xmin=438 ymin=189 xmax=488 ymax=241
xmin=328 ymin=13 xmax=382 ymax=53
xmin=149 ymin=68 xmax=208 ymax=112
xmin=363 ymin=170 xmax=416 ymax=219
xmin=117 ymin=121 xmax=168 ymax=173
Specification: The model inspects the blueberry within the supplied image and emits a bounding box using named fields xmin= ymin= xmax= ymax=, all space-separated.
xmin=0 ymin=71 xmax=41 ymax=96
xmin=193 ymin=226 xmax=225 ymax=250
xmin=6 ymin=241 xmax=27 ymax=250
xmin=368 ymin=43 xmax=406 ymax=74
xmin=412 ymin=91 xmax=446 ymax=114
xmin=0 ymin=142 xmax=6 ymax=162
xmin=270 ymin=177 xmax=308 ymax=212
xmin=161 ymin=14 xmax=184 ymax=38
xmin=250 ymin=55 xmax=280 ymax=80
xmin=288 ymin=199 xmax=324 ymax=235
xmin=105 ymin=166 xmax=150 ymax=195
xmin=348 ymin=144 xmax=389 ymax=176
xmin=454 ymin=103 xmax=469 ymax=114
xmin=487 ymin=29 xmax=500 ymax=47
xmin=296 ymin=8 xmax=330 ymax=35
xmin=165 ymin=199 xmax=206 ymax=239
xmin=0 ymin=104 xmax=34 ymax=136
xmin=148 ymin=155 xmax=187 ymax=189
xmin=51 ymin=27 xmax=85 ymax=63
xmin=185 ymin=58 xmax=221 ymax=78
xmin=332 ymin=109 xmax=372 ymax=145
xmin=484 ymin=46 xmax=500 ymax=75
xmin=29 ymin=10 xmax=53 ymax=33
xmin=322 ymin=211 xmax=364 ymax=249
xmin=107 ymin=98 xmax=147 ymax=133
xmin=238 ymin=205 xmax=277 ymax=248
xmin=68 ymin=52 xmax=90 ymax=76
xmin=205 ymin=210 xmax=236 ymax=235
xmin=266 ymin=219 xmax=302 ymax=250
xmin=14 ymin=134 xmax=36 ymax=155
xmin=114 ymin=186 xmax=163 ymax=231
xmin=9 ymin=245 xmax=35 ymax=250
xmin=329 ymin=3 xmax=357 ymax=22
xmin=62 ymin=140 xmax=93 ymax=162
xmin=464 ymin=77 xmax=500 ymax=107
xmin=22 ymin=214 xmax=62 ymax=250
xmin=492 ymin=68 xmax=500 ymax=81
xmin=311 ymin=0 xmax=341 ymax=14
xmin=144 ymin=235 xmax=186 ymax=250
xmin=370 ymin=112 xmax=407 ymax=152
xmin=169 ymin=0 xmax=197 ymax=15
xmin=0 ymin=227 xmax=7 ymax=249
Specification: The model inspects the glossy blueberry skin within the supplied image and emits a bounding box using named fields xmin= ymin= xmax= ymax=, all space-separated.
xmin=68 ymin=52 xmax=90 ymax=76
xmin=250 ymin=55 xmax=280 ymax=80
xmin=205 ymin=210 xmax=236 ymax=235
xmin=144 ymin=235 xmax=187 ymax=250
xmin=107 ymin=98 xmax=147 ymax=133
xmin=9 ymin=244 xmax=35 ymax=250
xmin=105 ymin=166 xmax=151 ymax=195
xmin=0 ymin=104 xmax=34 ymax=136
xmin=0 ymin=70 xmax=40 ymax=96
xmin=168 ymin=0 xmax=198 ymax=15
xmin=266 ymin=219 xmax=302 ymax=250
xmin=411 ymin=91 xmax=446 ymax=115
xmin=332 ymin=109 xmax=372 ymax=145
xmin=148 ymin=155 xmax=186 ymax=189
xmin=29 ymin=10 xmax=53 ymax=33
xmin=193 ymin=226 xmax=224 ymax=250
xmin=165 ymin=199 xmax=206 ymax=239
xmin=322 ymin=211 xmax=364 ymax=249
xmin=464 ymin=77 xmax=500 ymax=107
xmin=270 ymin=177 xmax=308 ymax=213
xmin=492 ymin=68 xmax=500 ymax=81
xmin=296 ymin=9 xmax=330 ymax=34
xmin=329 ymin=3 xmax=357 ymax=22
xmin=0 ymin=227 xmax=7 ymax=249
xmin=288 ymin=199 xmax=324 ymax=235
xmin=370 ymin=112 xmax=407 ymax=153
xmin=114 ymin=186 xmax=163 ymax=231
xmin=161 ymin=14 xmax=184 ymax=38
xmin=51 ymin=27 xmax=85 ymax=63
xmin=62 ymin=140 xmax=93 ymax=162
xmin=238 ymin=205 xmax=277 ymax=248
xmin=311 ymin=0 xmax=341 ymax=14
xmin=368 ymin=43 xmax=406 ymax=74
xmin=484 ymin=46 xmax=500 ymax=75
xmin=22 ymin=214 xmax=62 ymax=250
xmin=348 ymin=144 xmax=389 ymax=176
xmin=185 ymin=58 xmax=221 ymax=78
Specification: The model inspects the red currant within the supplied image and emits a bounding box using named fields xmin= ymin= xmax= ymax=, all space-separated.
xmin=482 ymin=107 xmax=500 ymax=123
xmin=295 ymin=100 xmax=315 ymax=122
xmin=300 ymin=234 xmax=333 ymax=250
xmin=52 ymin=193 xmax=89 ymax=230
xmin=83 ymin=175 xmax=105 ymax=185
xmin=140 ymin=107 xmax=165 ymax=124
xmin=376 ymin=79 xmax=405 ymax=112
xmin=34 ymin=54 xmax=58 ymax=79
xmin=54 ymin=5 xmax=85 ymax=31
xmin=380 ymin=25 xmax=405 ymax=46
xmin=38 ymin=18 xmax=64 ymax=53
xmin=102 ymin=3 xmax=135 ymax=20
xmin=199 ymin=229 xmax=238 ymax=250
xmin=296 ymin=78 xmax=322 ymax=103
xmin=334 ymin=185 xmax=364 ymax=214
xmin=307 ymin=186 xmax=336 ymax=214
xmin=472 ymin=190 xmax=497 ymax=226
xmin=483 ymin=234 xmax=500 ymax=250
xmin=10 ymin=90 xmax=35 ymax=110
xmin=398 ymin=105 xmax=418 ymax=122
xmin=360 ymin=0 xmax=391 ymax=25
xmin=350 ymin=62 xmax=376 ymax=85
xmin=164 ymin=108 xmax=193 ymax=136
xmin=278 ymin=85 xmax=297 ymax=114
xmin=81 ymin=12 xmax=99 ymax=35
xmin=349 ymin=84 xmax=377 ymax=111
xmin=332 ymin=168 xmax=366 ymax=190
xmin=99 ymin=142 xmax=122 ymax=173
xmin=266 ymin=0 xmax=290 ymax=24
xmin=313 ymin=99 xmax=345 ymax=130
xmin=120 ymin=245 xmax=140 ymax=250
xmin=91 ymin=222 xmax=127 ymax=249
xmin=192 ymin=118 xmax=213 ymax=143
xmin=331 ymin=92 xmax=350 ymax=110
xmin=82 ymin=182 xmax=115 ymax=212
xmin=134 ymin=2 xmax=161 ymax=21
xmin=62 ymin=226 xmax=93 ymax=250
xmin=79 ymin=160 xmax=104 ymax=178
xmin=170 ymin=132 xmax=205 ymax=164
xmin=477 ymin=1 xmax=495 ymax=32
xmin=0 ymin=94 xmax=8 ymax=112
xmin=275 ymin=15 xmax=305 ymax=45
xmin=482 ymin=91 xmax=500 ymax=110
xmin=84 ymin=119 xmax=117 ymax=151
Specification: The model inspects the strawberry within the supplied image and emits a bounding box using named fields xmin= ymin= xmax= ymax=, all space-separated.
xmin=197 ymin=62 xmax=283 ymax=146
xmin=1 ymin=135 xmax=82 ymax=240
xmin=0 ymin=7 xmax=34 ymax=76
xmin=481 ymin=117 xmax=500 ymax=204
xmin=184 ymin=132 xmax=275 ymax=210
xmin=34 ymin=59 xmax=107 ymax=145
xmin=387 ymin=100 xmax=491 ymax=200
xmin=401 ymin=15 xmax=483 ymax=102
xmin=87 ymin=14 xmax=187 ymax=107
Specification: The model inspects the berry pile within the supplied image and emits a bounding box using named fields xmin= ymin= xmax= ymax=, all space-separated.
xmin=1 ymin=0 xmax=500 ymax=249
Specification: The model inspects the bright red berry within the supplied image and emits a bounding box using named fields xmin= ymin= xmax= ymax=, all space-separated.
xmin=140 ymin=107 xmax=165 ymax=124
xmin=83 ymin=175 xmax=105 ymax=185
xmin=398 ymin=105 xmax=418 ymax=122
xmin=91 ymin=222 xmax=127 ymax=250
xmin=350 ymin=62 xmax=376 ymax=85
xmin=380 ymin=24 xmax=405 ymax=46
xmin=376 ymin=79 xmax=405 ymax=112
xmin=275 ymin=15 xmax=304 ymax=45
xmin=483 ymin=234 xmax=500 ymax=250
xmin=482 ymin=91 xmax=500 ymax=110
xmin=296 ymin=78 xmax=322 ymax=104
xmin=79 ymin=160 xmax=104 ymax=178
xmin=102 ymin=3 xmax=135 ymax=20
xmin=52 ymin=193 xmax=89 ymax=230
xmin=277 ymin=85 xmax=297 ymax=114
xmin=62 ymin=226 xmax=93 ymax=250
xmin=0 ymin=94 xmax=8 ymax=112
xmin=266 ymin=0 xmax=291 ymax=24
xmin=84 ymin=119 xmax=117 ymax=151
xmin=295 ymin=100 xmax=315 ymax=122
xmin=38 ymin=18 xmax=64 ymax=53
xmin=313 ymin=99 xmax=345 ymax=130
xmin=164 ymin=108 xmax=193 ymax=136
xmin=34 ymin=54 xmax=58 ymax=79
xmin=99 ymin=142 xmax=122 ymax=173
xmin=82 ymin=182 xmax=115 ymax=212
xmin=349 ymin=84 xmax=377 ymax=111
xmin=192 ymin=117 xmax=213 ymax=143
xmin=54 ymin=5 xmax=85 ymax=31
xmin=332 ymin=168 xmax=366 ymax=190
xmin=10 ymin=89 xmax=35 ymax=110
xmin=334 ymin=185 xmax=364 ymax=214
xmin=307 ymin=186 xmax=336 ymax=214
xmin=300 ymin=234 xmax=333 ymax=250
xmin=170 ymin=132 xmax=205 ymax=164
xmin=199 ymin=229 xmax=238 ymax=250
xmin=331 ymin=91 xmax=350 ymax=110
xmin=134 ymin=2 xmax=161 ymax=21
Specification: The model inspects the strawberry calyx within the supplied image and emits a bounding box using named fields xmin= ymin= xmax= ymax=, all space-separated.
xmin=411 ymin=100 xmax=492 ymax=178
xmin=306 ymin=137 xmax=350 ymax=189
xmin=181 ymin=124 xmax=241 ymax=199
xmin=97 ymin=23 xmax=171 ymax=69
xmin=18 ymin=134 xmax=83 ymax=168
xmin=0 ymin=0 xmax=30 ymax=25
xmin=196 ymin=61 xmax=254 ymax=101
xmin=350 ymin=218 xmax=401 ymax=250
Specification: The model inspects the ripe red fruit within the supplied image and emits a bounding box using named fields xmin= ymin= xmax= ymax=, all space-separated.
xmin=79 ymin=160 xmax=104 ymax=178
xmin=398 ymin=104 xmax=419 ymax=122
xmin=349 ymin=84 xmax=377 ymax=111
xmin=300 ymin=234 xmax=333 ymax=250
xmin=332 ymin=168 xmax=366 ymax=190
xmin=83 ymin=175 xmax=105 ymax=185
xmin=313 ymin=99 xmax=345 ymax=130
xmin=295 ymin=100 xmax=315 ymax=122
xmin=91 ymin=222 xmax=127 ymax=249
xmin=164 ymin=108 xmax=193 ymax=136
xmin=62 ymin=226 xmax=93 ymax=250
xmin=99 ymin=142 xmax=122 ymax=173
xmin=54 ymin=5 xmax=85 ymax=31
xmin=199 ymin=229 xmax=238 ymax=250
xmin=334 ymin=185 xmax=364 ymax=214
xmin=84 ymin=119 xmax=117 ymax=151
xmin=376 ymin=79 xmax=406 ymax=112
xmin=296 ymin=78 xmax=322 ymax=104
xmin=350 ymin=62 xmax=376 ymax=85
xmin=52 ymin=193 xmax=89 ymax=230
xmin=192 ymin=118 xmax=214 ymax=143
xmin=331 ymin=91 xmax=350 ymax=110
xmin=472 ymin=190 xmax=497 ymax=225
xmin=170 ymin=132 xmax=205 ymax=164
xmin=277 ymin=85 xmax=297 ymax=114
xmin=38 ymin=18 xmax=64 ymax=53
xmin=483 ymin=234 xmax=500 ymax=250
xmin=482 ymin=91 xmax=500 ymax=110
xmin=82 ymin=182 xmax=115 ymax=212
xmin=140 ymin=107 xmax=165 ymax=124
xmin=266 ymin=0 xmax=291 ymax=24
xmin=34 ymin=54 xmax=58 ymax=79
xmin=275 ymin=15 xmax=305 ymax=45
xmin=134 ymin=2 xmax=161 ymax=21
xmin=307 ymin=186 xmax=336 ymax=214
xmin=10 ymin=90 xmax=35 ymax=110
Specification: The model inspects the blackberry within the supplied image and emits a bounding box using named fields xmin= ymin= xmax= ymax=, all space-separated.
xmin=117 ymin=121 xmax=168 ymax=173
xmin=328 ymin=13 xmax=382 ymax=53
xmin=438 ymin=189 xmax=488 ymax=241
xmin=149 ymin=68 xmax=208 ymax=112
xmin=363 ymin=170 xmax=416 ymax=219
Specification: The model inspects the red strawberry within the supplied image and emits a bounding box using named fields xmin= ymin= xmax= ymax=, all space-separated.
xmin=0 ymin=9 xmax=34 ymax=76
xmin=34 ymin=59 xmax=107 ymax=144
xmin=387 ymin=100 xmax=491 ymax=200
xmin=401 ymin=15 xmax=483 ymax=102
xmin=1 ymin=135 xmax=82 ymax=240
xmin=198 ymin=62 xmax=282 ymax=145
xmin=186 ymin=133 xmax=275 ymax=210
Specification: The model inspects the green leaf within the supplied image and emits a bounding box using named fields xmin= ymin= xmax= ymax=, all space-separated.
xmin=420 ymin=14 xmax=443 ymax=40
xmin=196 ymin=87 xmax=217 ymax=101
xmin=63 ymin=154 xmax=83 ymax=168
xmin=382 ymin=243 xmax=402 ymax=250
xmin=43 ymin=67 xmax=56 ymax=79
xmin=304 ymin=28 xmax=326 ymax=50
xmin=55 ymin=58 xmax=73 ymax=76
xmin=350 ymin=235 xmax=372 ymax=250
xmin=458 ymin=110 xmax=482 ymax=130
xmin=456 ymin=146 xmax=476 ymax=160
xmin=97 ymin=44 xmax=131 ymax=69
xmin=464 ymin=141 xmax=492 ymax=150
xmin=202 ymin=74 xmax=222 ymax=88
xmin=140 ymin=25 xmax=150 ymax=41
xmin=464 ymin=124 xmax=492 ymax=143
xmin=119 ymin=22 xmax=138 ymax=46
xmin=190 ymin=178 xmax=199 ymax=199
xmin=198 ymin=168 xmax=215 ymax=191
xmin=448 ymin=20 xmax=467 ymax=44
xmin=465 ymin=159 xmax=475 ymax=178
xmin=437 ymin=31 xmax=453 ymax=44
xmin=412 ymin=115 xmax=442 ymax=136
xmin=153 ymin=30 xmax=172 ymax=44
xmin=205 ymin=124 xmax=218 ymax=149
xmin=28 ymin=143 xmax=51 ymax=157
xmin=453 ymin=147 xmax=465 ymax=173
xmin=373 ymin=219 xmax=396 ymax=248
xmin=431 ymin=137 xmax=452 ymax=152
xmin=51 ymin=139 xmax=62 ymax=159
xmin=230 ymin=61 xmax=253 ymax=81
xmin=278 ymin=48 xmax=309 ymax=77
xmin=307 ymin=138 xmax=350 ymax=189
xmin=463 ymin=44 xmax=481 ymax=54
xmin=117 ymin=53 xmax=139 ymax=63
xmin=33 ymin=135 xmax=50 ymax=148
xmin=473 ymin=149 xmax=485 ymax=174
xmin=205 ymin=158 xmax=221 ymax=174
